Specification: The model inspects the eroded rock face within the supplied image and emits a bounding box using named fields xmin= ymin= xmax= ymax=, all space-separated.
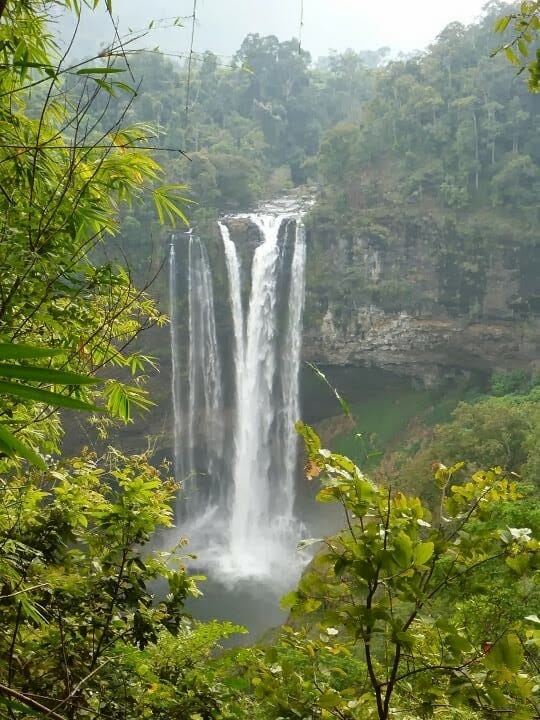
xmin=303 ymin=216 xmax=539 ymax=384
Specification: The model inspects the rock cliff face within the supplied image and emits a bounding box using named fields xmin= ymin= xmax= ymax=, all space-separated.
xmin=302 ymin=213 xmax=539 ymax=384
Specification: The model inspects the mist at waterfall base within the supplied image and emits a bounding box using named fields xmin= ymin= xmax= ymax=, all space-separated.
xmin=168 ymin=206 xmax=312 ymax=635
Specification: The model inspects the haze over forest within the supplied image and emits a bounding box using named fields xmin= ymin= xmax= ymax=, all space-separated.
xmin=60 ymin=0 xmax=488 ymax=61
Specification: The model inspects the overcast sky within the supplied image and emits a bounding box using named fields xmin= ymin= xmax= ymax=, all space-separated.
xmin=64 ymin=0 xmax=492 ymax=61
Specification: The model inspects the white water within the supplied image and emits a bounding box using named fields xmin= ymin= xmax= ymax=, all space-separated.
xmin=186 ymin=235 xmax=224 ymax=511
xmin=278 ymin=221 xmax=306 ymax=520
xmin=228 ymin=214 xmax=283 ymax=570
xmin=218 ymin=222 xmax=244 ymax=415
xmin=168 ymin=241 xmax=183 ymax=482
xmin=173 ymin=210 xmax=308 ymax=587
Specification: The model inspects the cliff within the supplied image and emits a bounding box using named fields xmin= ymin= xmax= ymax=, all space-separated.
xmin=302 ymin=209 xmax=539 ymax=384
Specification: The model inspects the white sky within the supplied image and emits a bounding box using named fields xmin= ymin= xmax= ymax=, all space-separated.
xmin=65 ymin=0 xmax=492 ymax=61
xmin=193 ymin=0 xmax=488 ymax=58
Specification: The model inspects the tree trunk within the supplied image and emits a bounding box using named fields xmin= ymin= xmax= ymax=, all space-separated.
xmin=472 ymin=111 xmax=479 ymax=191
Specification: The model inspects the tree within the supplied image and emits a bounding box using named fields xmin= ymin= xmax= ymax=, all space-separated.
xmin=0 ymin=0 xmax=190 ymax=464
xmin=494 ymin=1 xmax=540 ymax=91
xmin=0 ymin=3 xmax=223 ymax=718
xmin=277 ymin=423 xmax=540 ymax=720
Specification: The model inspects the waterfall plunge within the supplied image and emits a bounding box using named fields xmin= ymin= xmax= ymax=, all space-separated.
xmin=223 ymin=214 xmax=307 ymax=580
xmin=172 ymin=212 xmax=307 ymax=586
xmin=185 ymin=235 xmax=224 ymax=513
xmin=278 ymin=220 xmax=306 ymax=521
xmin=228 ymin=215 xmax=285 ymax=571
xmin=169 ymin=241 xmax=183 ymax=482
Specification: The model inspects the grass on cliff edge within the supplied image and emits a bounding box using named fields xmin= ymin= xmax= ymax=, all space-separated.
xmin=331 ymin=384 xmax=480 ymax=469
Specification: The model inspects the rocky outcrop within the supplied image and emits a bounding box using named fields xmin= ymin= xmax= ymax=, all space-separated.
xmin=303 ymin=213 xmax=539 ymax=384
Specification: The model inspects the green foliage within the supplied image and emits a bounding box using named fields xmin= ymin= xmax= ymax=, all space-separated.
xmin=282 ymin=424 xmax=540 ymax=720
xmin=494 ymin=1 xmax=540 ymax=91
xmin=302 ymin=5 xmax=539 ymax=328
xmin=0 ymin=449 xmax=214 ymax=719
xmin=382 ymin=387 xmax=540 ymax=501
xmin=0 ymin=342 xmax=102 ymax=467
xmin=0 ymin=0 xmax=193 ymax=453
xmin=0 ymin=4 xmax=216 ymax=719
xmin=491 ymin=368 xmax=538 ymax=395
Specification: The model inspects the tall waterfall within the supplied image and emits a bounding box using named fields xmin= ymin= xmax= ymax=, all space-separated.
xmin=218 ymin=222 xmax=244 ymax=416
xmin=168 ymin=241 xmax=183 ymax=481
xmin=172 ymin=208 xmax=308 ymax=585
xmin=228 ymin=215 xmax=284 ymax=569
xmin=277 ymin=221 xmax=306 ymax=520
xmin=186 ymin=235 xmax=224 ymax=511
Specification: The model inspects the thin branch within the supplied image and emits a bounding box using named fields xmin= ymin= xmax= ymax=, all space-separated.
xmin=49 ymin=659 xmax=112 ymax=715
xmin=185 ymin=0 xmax=198 ymax=119
xmin=6 ymin=602 xmax=21 ymax=687
xmin=0 ymin=143 xmax=191 ymax=161
xmin=0 ymin=684 xmax=66 ymax=720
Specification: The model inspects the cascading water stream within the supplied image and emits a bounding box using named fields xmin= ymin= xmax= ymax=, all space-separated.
xmin=186 ymin=235 xmax=224 ymax=512
xmin=175 ymin=206 xmax=308 ymax=586
xmin=218 ymin=221 xmax=244 ymax=415
xmin=277 ymin=220 xmax=306 ymax=520
xmin=228 ymin=215 xmax=283 ymax=570
xmin=168 ymin=240 xmax=183 ymax=482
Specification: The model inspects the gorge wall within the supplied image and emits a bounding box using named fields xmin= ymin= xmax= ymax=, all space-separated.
xmin=301 ymin=208 xmax=539 ymax=385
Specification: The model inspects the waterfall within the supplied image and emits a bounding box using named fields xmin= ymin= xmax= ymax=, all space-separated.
xmin=174 ymin=207 xmax=308 ymax=585
xmin=277 ymin=220 xmax=306 ymax=520
xmin=186 ymin=235 xmax=224 ymax=510
xmin=228 ymin=215 xmax=283 ymax=568
xmin=168 ymin=241 xmax=183 ymax=482
xmin=218 ymin=221 xmax=244 ymax=414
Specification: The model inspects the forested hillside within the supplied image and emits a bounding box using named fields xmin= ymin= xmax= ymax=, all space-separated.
xmin=93 ymin=7 xmax=537 ymax=222
xmin=0 ymin=1 xmax=539 ymax=719
xmin=93 ymin=4 xmax=539 ymax=381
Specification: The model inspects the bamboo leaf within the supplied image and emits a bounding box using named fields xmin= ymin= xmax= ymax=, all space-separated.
xmin=0 ymin=380 xmax=100 ymax=411
xmin=76 ymin=66 xmax=125 ymax=75
xmin=0 ymin=694 xmax=50 ymax=719
xmin=0 ymin=364 xmax=100 ymax=385
xmin=0 ymin=344 xmax=62 ymax=360
xmin=0 ymin=424 xmax=46 ymax=469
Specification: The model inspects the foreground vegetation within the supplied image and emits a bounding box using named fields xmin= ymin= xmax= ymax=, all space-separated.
xmin=0 ymin=1 xmax=538 ymax=719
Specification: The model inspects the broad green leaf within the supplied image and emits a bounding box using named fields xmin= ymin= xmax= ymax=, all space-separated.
xmin=413 ymin=541 xmax=434 ymax=566
xmin=0 ymin=363 xmax=99 ymax=385
xmin=0 ymin=344 xmax=62 ymax=360
xmin=447 ymin=632 xmax=472 ymax=654
xmin=279 ymin=591 xmax=298 ymax=610
xmin=295 ymin=420 xmax=321 ymax=453
xmin=518 ymin=38 xmax=529 ymax=57
xmin=485 ymin=633 xmax=524 ymax=672
xmin=0 ymin=423 xmax=46 ymax=469
xmin=505 ymin=46 xmax=520 ymax=65
xmin=392 ymin=532 xmax=413 ymax=568
xmin=0 ymin=379 xmax=100 ymax=411
xmin=486 ymin=687 xmax=509 ymax=709
xmin=395 ymin=631 xmax=415 ymax=650
xmin=494 ymin=16 xmax=512 ymax=33
xmin=318 ymin=691 xmax=341 ymax=709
